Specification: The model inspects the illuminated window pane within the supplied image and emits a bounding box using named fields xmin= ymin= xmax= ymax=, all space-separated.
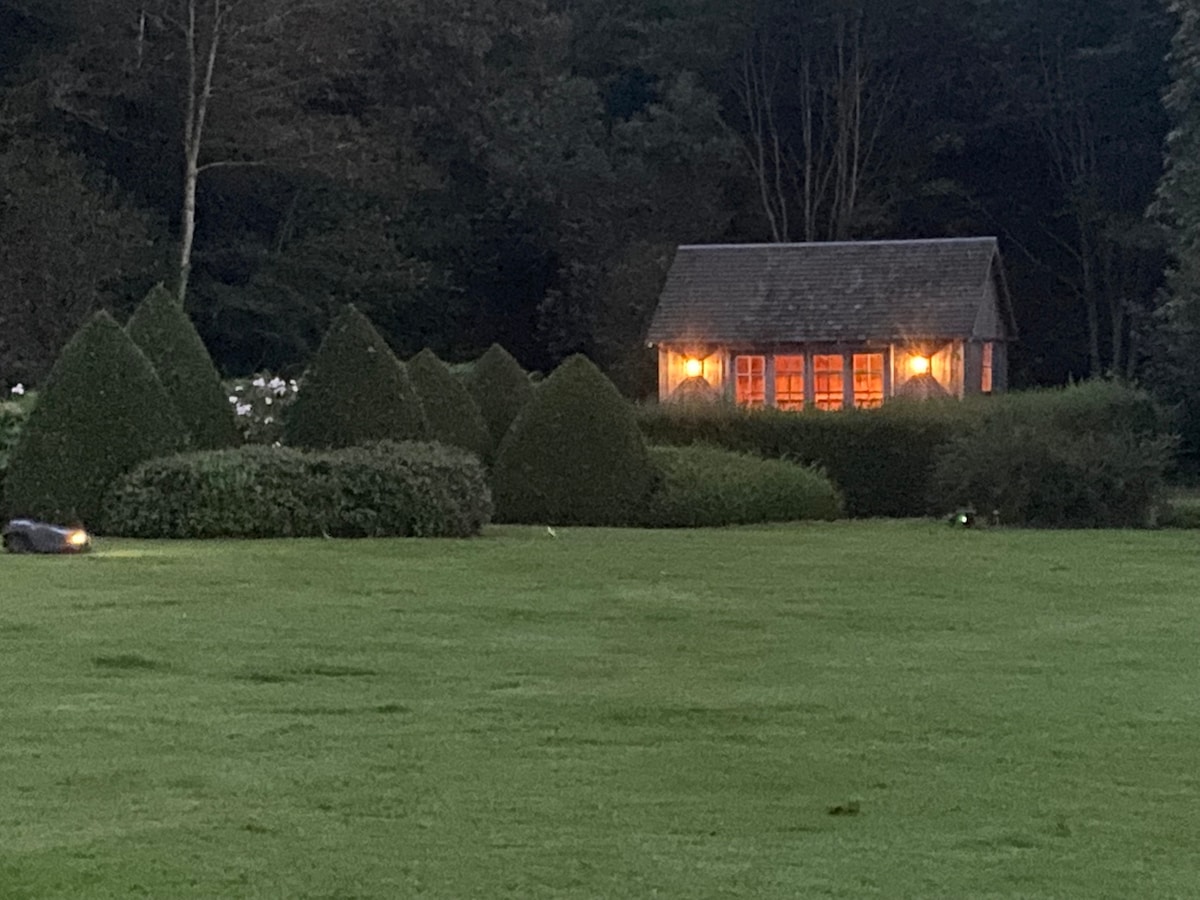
xmin=813 ymin=354 xmax=844 ymax=411
xmin=774 ymin=355 xmax=804 ymax=410
xmin=735 ymin=355 xmax=765 ymax=406
xmin=982 ymin=342 xmax=994 ymax=393
xmin=852 ymin=353 xmax=884 ymax=408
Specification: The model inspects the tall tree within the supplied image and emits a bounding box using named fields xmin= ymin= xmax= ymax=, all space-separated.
xmin=1153 ymin=0 xmax=1200 ymax=450
xmin=0 ymin=138 xmax=161 ymax=384
xmin=44 ymin=0 xmax=393 ymax=303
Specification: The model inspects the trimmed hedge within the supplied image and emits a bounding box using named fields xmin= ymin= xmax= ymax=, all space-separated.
xmin=2 ymin=312 xmax=188 ymax=525
xmin=929 ymin=413 xmax=1174 ymax=528
xmin=103 ymin=440 xmax=492 ymax=538
xmin=639 ymin=380 xmax=1174 ymax=523
xmin=493 ymin=354 xmax=656 ymax=525
xmin=285 ymin=305 xmax=428 ymax=449
xmin=641 ymin=445 xmax=842 ymax=527
xmin=407 ymin=349 xmax=492 ymax=460
xmin=638 ymin=400 xmax=960 ymax=517
xmin=464 ymin=343 xmax=534 ymax=448
xmin=127 ymin=283 xmax=240 ymax=450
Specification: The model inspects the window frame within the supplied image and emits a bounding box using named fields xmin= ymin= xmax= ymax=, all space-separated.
xmin=735 ymin=354 xmax=766 ymax=407
xmin=812 ymin=354 xmax=845 ymax=411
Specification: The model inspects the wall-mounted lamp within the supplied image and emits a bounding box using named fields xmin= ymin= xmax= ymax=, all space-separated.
xmin=908 ymin=355 xmax=931 ymax=376
xmin=684 ymin=357 xmax=703 ymax=378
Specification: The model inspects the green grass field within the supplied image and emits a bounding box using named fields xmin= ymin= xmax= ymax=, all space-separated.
xmin=2 ymin=523 xmax=1199 ymax=898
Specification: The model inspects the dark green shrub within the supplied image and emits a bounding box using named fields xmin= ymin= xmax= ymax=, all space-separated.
xmin=968 ymin=378 xmax=1169 ymax=437
xmin=126 ymin=283 xmax=240 ymax=450
xmin=641 ymin=445 xmax=842 ymax=527
xmin=638 ymin=400 xmax=963 ymax=517
xmin=0 ymin=395 xmax=34 ymax=497
xmin=284 ymin=305 xmax=428 ymax=449
xmin=492 ymin=354 xmax=655 ymax=525
xmin=104 ymin=440 xmax=491 ymax=538
xmin=328 ymin=441 xmax=492 ymax=537
xmin=407 ymin=349 xmax=492 ymax=460
xmin=930 ymin=414 xmax=1175 ymax=528
xmin=638 ymin=380 xmax=1175 ymax=520
xmin=104 ymin=445 xmax=324 ymax=538
xmin=464 ymin=344 xmax=534 ymax=448
xmin=1 ymin=312 xmax=187 ymax=526
xmin=1159 ymin=493 xmax=1200 ymax=529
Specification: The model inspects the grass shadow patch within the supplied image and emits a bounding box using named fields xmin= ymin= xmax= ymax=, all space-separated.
xmin=93 ymin=653 xmax=165 ymax=671
xmin=293 ymin=664 xmax=378 ymax=678
xmin=238 ymin=671 xmax=295 ymax=684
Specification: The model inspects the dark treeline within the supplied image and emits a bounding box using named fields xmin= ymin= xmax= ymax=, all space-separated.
xmin=0 ymin=0 xmax=1182 ymax=399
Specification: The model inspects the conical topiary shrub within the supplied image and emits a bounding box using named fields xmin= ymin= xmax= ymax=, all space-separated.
xmin=126 ymin=283 xmax=240 ymax=450
xmin=492 ymin=354 xmax=656 ymax=525
xmin=407 ymin=349 xmax=493 ymax=460
xmin=284 ymin=305 xmax=428 ymax=449
xmin=464 ymin=343 xmax=534 ymax=448
xmin=1 ymin=311 xmax=187 ymax=526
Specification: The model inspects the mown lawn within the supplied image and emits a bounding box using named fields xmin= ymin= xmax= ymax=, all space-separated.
xmin=2 ymin=523 xmax=1199 ymax=898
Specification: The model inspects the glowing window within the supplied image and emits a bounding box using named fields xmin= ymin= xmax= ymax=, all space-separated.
xmin=813 ymin=355 xmax=844 ymax=411
xmin=774 ymin=355 xmax=804 ymax=410
xmin=735 ymin=355 xmax=765 ymax=406
xmin=852 ymin=353 xmax=884 ymax=408
xmin=982 ymin=342 xmax=994 ymax=393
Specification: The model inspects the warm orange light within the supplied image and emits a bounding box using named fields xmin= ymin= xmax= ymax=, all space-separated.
xmin=67 ymin=529 xmax=90 ymax=547
xmin=684 ymin=357 xmax=703 ymax=378
xmin=908 ymin=355 xmax=931 ymax=376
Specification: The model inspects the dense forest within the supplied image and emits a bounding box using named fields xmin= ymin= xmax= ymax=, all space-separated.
xmin=0 ymin=0 xmax=1192 ymax=403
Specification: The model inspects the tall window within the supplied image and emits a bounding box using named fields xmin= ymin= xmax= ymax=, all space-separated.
xmin=813 ymin=355 xmax=844 ymax=410
xmin=735 ymin=355 xmax=765 ymax=406
xmin=852 ymin=353 xmax=884 ymax=408
xmin=774 ymin=355 xmax=804 ymax=410
xmin=981 ymin=342 xmax=994 ymax=393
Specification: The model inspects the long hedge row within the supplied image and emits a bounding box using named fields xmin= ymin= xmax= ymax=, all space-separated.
xmin=638 ymin=380 xmax=1175 ymax=526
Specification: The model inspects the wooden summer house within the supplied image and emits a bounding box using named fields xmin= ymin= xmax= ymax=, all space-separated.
xmin=646 ymin=237 xmax=1017 ymax=410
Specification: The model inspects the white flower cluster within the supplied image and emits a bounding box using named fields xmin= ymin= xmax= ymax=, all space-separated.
xmin=224 ymin=372 xmax=300 ymax=443
xmin=9 ymin=384 xmax=25 ymax=396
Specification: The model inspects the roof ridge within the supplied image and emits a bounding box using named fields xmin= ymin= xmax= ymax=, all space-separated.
xmin=677 ymin=237 xmax=997 ymax=250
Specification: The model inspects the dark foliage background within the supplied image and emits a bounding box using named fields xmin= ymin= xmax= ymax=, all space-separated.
xmin=0 ymin=0 xmax=1185 ymax=404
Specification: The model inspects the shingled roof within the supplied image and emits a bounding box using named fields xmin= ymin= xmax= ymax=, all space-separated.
xmin=646 ymin=237 xmax=1013 ymax=345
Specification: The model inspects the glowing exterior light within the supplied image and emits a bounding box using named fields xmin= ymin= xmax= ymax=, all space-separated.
xmin=908 ymin=355 xmax=931 ymax=376
xmin=67 ymin=529 xmax=90 ymax=548
xmin=684 ymin=357 xmax=703 ymax=378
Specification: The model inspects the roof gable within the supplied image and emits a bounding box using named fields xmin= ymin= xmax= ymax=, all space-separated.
xmin=647 ymin=238 xmax=1013 ymax=346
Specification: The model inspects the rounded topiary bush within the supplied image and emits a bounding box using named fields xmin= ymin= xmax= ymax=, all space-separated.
xmin=1 ymin=311 xmax=187 ymax=526
xmin=103 ymin=445 xmax=325 ymax=538
xmin=492 ymin=354 xmax=655 ymax=525
xmin=127 ymin=283 xmax=240 ymax=450
xmin=407 ymin=348 xmax=492 ymax=460
xmin=285 ymin=305 xmax=428 ymax=449
xmin=929 ymin=414 xmax=1174 ymax=528
xmin=104 ymin=440 xmax=492 ymax=538
xmin=641 ymin=445 xmax=842 ymax=527
xmin=464 ymin=343 xmax=534 ymax=448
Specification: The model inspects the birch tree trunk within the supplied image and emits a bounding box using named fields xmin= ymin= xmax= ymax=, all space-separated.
xmin=178 ymin=0 xmax=224 ymax=305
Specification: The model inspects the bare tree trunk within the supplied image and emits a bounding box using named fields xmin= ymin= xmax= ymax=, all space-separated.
xmin=178 ymin=0 xmax=223 ymax=306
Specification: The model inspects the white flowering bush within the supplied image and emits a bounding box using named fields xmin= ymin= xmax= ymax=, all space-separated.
xmin=222 ymin=373 xmax=300 ymax=444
